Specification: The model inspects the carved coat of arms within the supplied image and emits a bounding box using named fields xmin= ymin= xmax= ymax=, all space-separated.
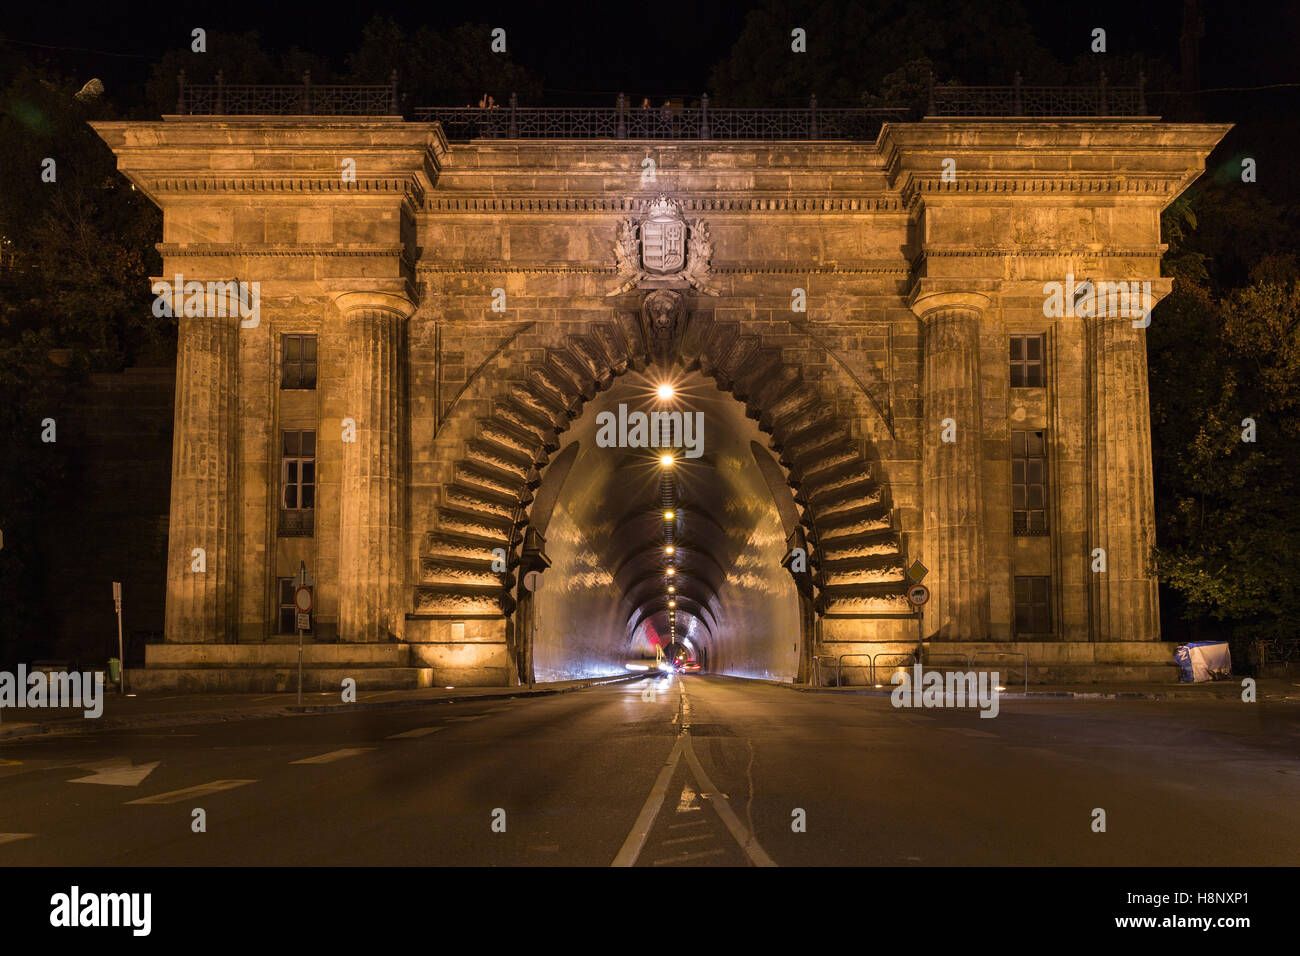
xmin=607 ymin=195 xmax=717 ymax=296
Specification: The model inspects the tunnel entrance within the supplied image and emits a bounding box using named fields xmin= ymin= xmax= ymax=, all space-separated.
xmin=413 ymin=309 xmax=912 ymax=687
xmin=521 ymin=369 xmax=804 ymax=682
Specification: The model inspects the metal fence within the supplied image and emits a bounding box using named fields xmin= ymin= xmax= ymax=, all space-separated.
xmin=172 ymin=74 xmax=1156 ymax=129
xmin=413 ymin=95 xmax=908 ymax=140
xmin=930 ymin=71 xmax=1150 ymax=116
xmin=176 ymin=70 xmax=401 ymax=116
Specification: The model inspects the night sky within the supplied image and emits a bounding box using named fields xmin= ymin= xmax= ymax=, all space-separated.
xmin=2 ymin=0 xmax=1296 ymax=106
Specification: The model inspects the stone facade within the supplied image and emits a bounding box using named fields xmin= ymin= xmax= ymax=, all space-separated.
xmin=92 ymin=117 xmax=1227 ymax=689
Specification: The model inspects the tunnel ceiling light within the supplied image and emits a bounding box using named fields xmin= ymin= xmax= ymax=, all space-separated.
xmin=666 ymin=567 xmax=676 ymax=576
xmin=659 ymin=454 xmax=675 ymax=467
xmin=657 ymin=383 xmax=675 ymax=400
xmin=668 ymin=585 xmax=675 ymax=593
xmin=664 ymin=510 xmax=675 ymax=521
xmin=665 ymin=545 xmax=675 ymax=555
xmin=669 ymin=599 xmax=676 ymax=607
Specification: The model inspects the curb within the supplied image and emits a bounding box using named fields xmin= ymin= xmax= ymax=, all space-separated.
xmin=283 ymin=673 xmax=642 ymax=713
xmin=0 ymin=673 xmax=644 ymax=742
xmin=701 ymin=672 xmax=1292 ymax=703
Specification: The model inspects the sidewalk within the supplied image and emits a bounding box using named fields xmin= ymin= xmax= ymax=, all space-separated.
xmin=0 ymin=674 xmax=641 ymax=742
xmin=789 ymin=676 xmax=1300 ymax=702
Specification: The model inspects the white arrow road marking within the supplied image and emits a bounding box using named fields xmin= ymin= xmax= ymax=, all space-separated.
xmin=70 ymin=759 xmax=160 ymax=787
xmin=290 ymin=748 xmax=375 ymax=764
xmin=613 ymin=683 xmax=777 ymax=868
xmin=387 ymin=727 xmax=443 ymax=739
xmin=0 ymin=834 xmax=35 ymax=845
xmin=127 ymin=779 xmax=256 ymax=805
xmin=676 ymin=784 xmax=701 ymax=813
xmin=679 ymin=734 xmax=776 ymax=868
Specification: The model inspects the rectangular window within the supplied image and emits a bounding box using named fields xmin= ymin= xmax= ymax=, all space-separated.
xmin=1010 ymin=334 xmax=1045 ymax=388
xmin=277 ymin=578 xmax=312 ymax=634
xmin=281 ymin=334 xmax=317 ymax=389
xmin=1014 ymin=575 xmax=1052 ymax=635
xmin=278 ymin=429 xmax=315 ymax=537
xmin=1012 ymin=430 xmax=1048 ymax=536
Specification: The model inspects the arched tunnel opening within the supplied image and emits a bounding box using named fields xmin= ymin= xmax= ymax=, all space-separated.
xmin=522 ymin=367 xmax=804 ymax=682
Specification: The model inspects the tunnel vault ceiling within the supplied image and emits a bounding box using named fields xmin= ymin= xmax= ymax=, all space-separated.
xmin=531 ymin=371 xmax=800 ymax=678
xmin=416 ymin=311 xmax=914 ymax=679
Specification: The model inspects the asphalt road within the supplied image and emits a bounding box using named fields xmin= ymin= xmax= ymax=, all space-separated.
xmin=0 ymin=675 xmax=1297 ymax=866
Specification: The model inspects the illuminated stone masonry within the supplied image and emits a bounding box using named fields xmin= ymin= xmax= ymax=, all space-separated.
xmin=92 ymin=116 xmax=1227 ymax=689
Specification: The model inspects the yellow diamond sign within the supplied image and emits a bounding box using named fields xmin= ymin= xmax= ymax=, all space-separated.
xmin=906 ymin=560 xmax=928 ymax=583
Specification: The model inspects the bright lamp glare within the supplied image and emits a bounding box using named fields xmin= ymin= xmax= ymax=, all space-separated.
xmin=657 ymin=384 xmax=674 ymax=400
xmin=659 ymin=454 xmax=674 ymax=467
xmin=668 ymin=585 xmax=675 ymax=593
xmin=664 ymin=510 xmax=675 ymax=520
xmin=665 ymin=545 xmax=675 ymax=555
xmin=666 ymin=568 xmax=676 ymax=576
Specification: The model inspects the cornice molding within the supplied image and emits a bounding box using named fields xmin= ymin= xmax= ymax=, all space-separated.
xmin=157 ymin=243 xmax=405 ymax=257
xmin=420 ymin=196 xmax=906 ymax=213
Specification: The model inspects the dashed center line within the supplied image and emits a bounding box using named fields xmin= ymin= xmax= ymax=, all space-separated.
xmin=290 ymin=748 xmax=375 ymax=764
xmin=651 ymin=848 xmax=726 ymax=865
xmin=662 ymin=833 xmax=712 ymax=846
xmin=126 ymin=779 xmax=257 ymax=805
xmin=387 ymin=727 xmax=443 ymax=739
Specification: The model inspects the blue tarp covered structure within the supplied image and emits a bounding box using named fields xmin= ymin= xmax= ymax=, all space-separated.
xmin=1175 ymin=641 xmax=1232 ymax=683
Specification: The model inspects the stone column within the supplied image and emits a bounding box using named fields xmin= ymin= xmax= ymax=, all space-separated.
xmin=1086 ymin=315 xmax=1160 ymax=641
xmin=164 ymin=314 xmax=239 ymax=642
xmin=912 ymin=292 xmax=990 ymax=640
xmin=337 ymin=301 xmax=407 ymax=642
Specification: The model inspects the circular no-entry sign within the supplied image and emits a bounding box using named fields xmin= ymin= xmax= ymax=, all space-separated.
xmin=294 ymin=586 xmax=313 ymax=614
xmin=906 ymin=583 xmax=930 ymax=607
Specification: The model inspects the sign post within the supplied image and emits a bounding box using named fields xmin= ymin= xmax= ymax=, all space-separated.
xmin=293 ymin=563 xmax=314 ymax=706
xmin=905 ymin=561 xmax=930 ymax=667
xmin=523 ymin=571 xmax=542 ymax=690
xmin=112 ymin=581 xmax=125 ymax=695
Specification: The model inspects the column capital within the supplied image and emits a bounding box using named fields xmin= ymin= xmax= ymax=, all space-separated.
xmin=908 ymin=288 xmax=992 ymax=321
xmin=324 ymin=283 xmax=417 ymax=320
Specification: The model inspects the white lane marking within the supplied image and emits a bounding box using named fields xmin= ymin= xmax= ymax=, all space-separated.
xmin=949 ymin=728 xmax=998 ymax=738
xmin=680 ymin=733 xmax=776 ymax=868
xmin=290 ymin=748 xmax=375 ymax=764
xmin=667 ymin=820 xmax=708 ymax=830
xmin=662 ymin=833 xmax=712 ymax=846
xmin=651 ymin=848 xmax=725 ymax=865
xmin=70 ymin=759 xmax=160 ymax=787
xmin=126 ymin=779 xmax=257 ymax=805
xmin=387 ymin=727 xmax=444 ymax=739
xmin=445 ymin=715 xmax=487 ymax=723
xmin=0 ymin=834 xmax=35 ymax=845
xmin=611 ymin=735 xmax=685 ymax=868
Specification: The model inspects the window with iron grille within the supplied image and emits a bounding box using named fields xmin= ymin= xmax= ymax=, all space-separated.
xmin=1014 ymin=576 xmax=1052 ymax=635
xmin=1010 ymin=334 xmax=1046 ymax=388
xmin=278 ymin=430 xmax=315 ymax=537
xmin=277 ymin=578 xmax=312 ymax=634
xmin=1012 ymin=430 xmax=1048 ymax=535
xmin=281 ymin=334 xmax=317 ymax=389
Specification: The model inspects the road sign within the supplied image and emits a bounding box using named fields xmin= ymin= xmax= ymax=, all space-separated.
xmin=295 ymin=611 xmax=311 ymax=631
xmin=523 ymin=570 xmax=543 ymax=592
xmin=906 ymin=560 xmax=929 ymax=583
xmin=906 ymin=583 xmax=930 ymax=606
xmin=294 ymin=586 xmax=313 ymax=614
